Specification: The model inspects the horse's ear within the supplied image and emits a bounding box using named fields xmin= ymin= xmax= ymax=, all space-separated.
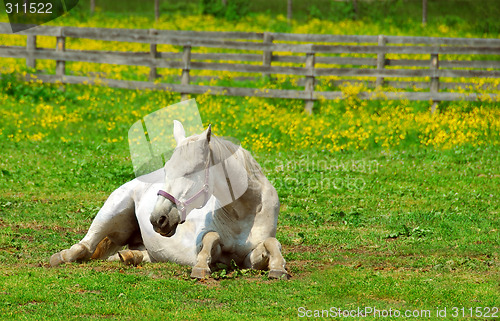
xmin=173 ymin=120 xmax=186 ymax=145
xmin=206 ymin=124 xmax=212 ymax=143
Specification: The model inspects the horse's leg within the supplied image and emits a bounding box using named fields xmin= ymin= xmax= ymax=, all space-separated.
xmin=116 ymin=249 xmax=151 ymax=266
xmin=191 ymin=231 xmax=221 ymax=279
xmin=114 ymin=234 xmax=151 ymax=266
xmin=87 ymin=236 xmax=124 ymax=259
xmin=49 ymin=242 xmax=92 ymax=267
xmin=89 ymin=232 xmax=152 ymax=266
xmin=244 ymin=237 xmax=290 ymax=279
xmin=50 ymin=183 xmax=137 ymax=267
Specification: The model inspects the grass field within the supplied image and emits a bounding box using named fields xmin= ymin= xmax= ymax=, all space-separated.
xmin=1 ymin=3 xmax=499 ymax=319
xmin=0 ymin=138 xmax=499 ymax=319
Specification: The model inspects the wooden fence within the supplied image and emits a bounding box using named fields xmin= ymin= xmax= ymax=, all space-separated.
xmin=1 ymin=23 xmax=499 ymax=113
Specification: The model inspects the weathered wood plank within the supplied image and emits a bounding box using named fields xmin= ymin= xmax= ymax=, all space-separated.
xmin=300 ymin=44 xmax=500 ymax=55
xmin=306 ymin=79 xmax=500 ymax=90
xmin=152 ymin=28 xmax=264 ymax=41
xmin=387 ymin=59 xmax=500 ymax=69
xmin=27 ymin=73 xmax=310 ymax=99
xmin=273 ymin=55 xmax=377 ymax=66
xmin=304 ymin=52 xmax=316 ymax=113
xmin=55 ymin=36 xmax=66 ymax=77
xmin=430 ymin=53 xmax=440 ymax=112
xmin=385 ymin=35 xmax=500 ymax=47
xmin=314 ymin=67 xmax=500 ymax=78
xmin=262 ymin=32 xmax=273 ymax=78
xmin=271 ymin=33 xmax=378 ymax=43
xmin=64 ymin=25 xmax=262 ymax=40
xmin=188 ymin=61 xmax=303 ymax=75
xmin=149 ymin=29 xmax=158 ymax=81
xmin=26 ymin=35 xmax=36 ymax=69
xmin=271 ymin=55 xmax=500 ymax=69
xmin=430 ymin=54 xmax=439 ymax=94
xmin=0 ymin=46 xmax=28 ymax=58
xmin=314 ymin=90 xmax=495 ymax=101
xmin=0 ymin=47 xmax=184 ymax=68
xmin=0 ymin=23 xmax=63 ymax=36
xmin=7 ymin=23 xmax=497 ymax=48
xmin=26 ymin=73 xmax=495 ymax=102
xmin=192 ymin=53 xmax=261 ymax=62
xmin=180 ymin=45 xmax=191 ymax=100
xmin=439 ymin=60 xmax=500 ymax=69
xmin=273 ymin=33 xmax=500 ymax=47
xmin=376 ymin=35 xmax=386 ymax=87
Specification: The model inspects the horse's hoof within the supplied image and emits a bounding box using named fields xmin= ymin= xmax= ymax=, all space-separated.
xmin=269 ymin=269 xmax=290 ymax=280
xmin=49 ymin=252 xmax=64 ymax=267
xmin=191 ymin=267 xmax=211 ymax=279
xmin=118 ymin=250 xmax=143 ymax=266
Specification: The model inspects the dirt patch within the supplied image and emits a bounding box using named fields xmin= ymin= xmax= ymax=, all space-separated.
xmin=193 ymin=277 xmax=222 ymax=287
xmin=7 ymin=221 xmax=86 ymax=235
xmin=283 ymin=244 xmax=329 ymax=254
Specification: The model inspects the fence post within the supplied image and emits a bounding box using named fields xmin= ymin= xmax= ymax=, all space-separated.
xmin=262 ymin=32 xmax=273 ymax=78
xmin=304 ymin=51 xmax=316 ymax=114
xmin=56 ymin=31 xmax=66 ymax=78
xmin=149 ymin=29 xmax=158 ymax=81
xmin=26 ymin=35 xmax=36 ymax=70
xmin=181 ymin=45 xmax=191 ymax=101
xmin=430 ymin=53 xmax=439 ymax=113
xmin=376 ymin=35 xmax=386 ymax=88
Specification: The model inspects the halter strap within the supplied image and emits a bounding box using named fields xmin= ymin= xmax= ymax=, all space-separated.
xmin=157 ymin=148 xmax=211 ymax=223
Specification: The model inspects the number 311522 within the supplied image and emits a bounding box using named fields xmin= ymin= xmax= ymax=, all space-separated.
xmin=5 ymin=2 xmax=53 ymax=14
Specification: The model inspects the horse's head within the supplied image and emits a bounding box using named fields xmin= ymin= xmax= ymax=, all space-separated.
xmin=150 ymin=120 xmax=213 ymax=237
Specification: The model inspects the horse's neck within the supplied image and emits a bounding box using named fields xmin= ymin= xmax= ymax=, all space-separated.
xmin=211 ymin=149 xmax=260 ymax=218
xmin=216 ymin=182 xmax=261 ymax=221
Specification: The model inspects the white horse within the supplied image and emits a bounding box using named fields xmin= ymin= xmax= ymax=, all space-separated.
xmin=50 ymin=121 xmax=289 ymax=279
xmin=150 ymin=121 xmax=288 ymax=279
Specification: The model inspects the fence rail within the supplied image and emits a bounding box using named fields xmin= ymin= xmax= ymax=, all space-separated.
xmin=1 ymin=23 xmax=499 ymax=113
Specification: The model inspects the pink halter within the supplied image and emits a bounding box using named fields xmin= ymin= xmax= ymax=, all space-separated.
xmin=157 ymin=150 xmax=211 ymax=223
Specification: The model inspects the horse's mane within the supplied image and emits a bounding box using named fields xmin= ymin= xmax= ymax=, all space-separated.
xmin=210 ymin=135 xmax=263 ymax=180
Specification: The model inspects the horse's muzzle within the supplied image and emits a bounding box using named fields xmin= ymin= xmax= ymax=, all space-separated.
xmin=150 ymin=205 xmax=180 ymax=238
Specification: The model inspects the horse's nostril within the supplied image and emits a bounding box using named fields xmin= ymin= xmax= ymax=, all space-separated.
xmin=158 ymin=215 xmax=167 ymax=227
